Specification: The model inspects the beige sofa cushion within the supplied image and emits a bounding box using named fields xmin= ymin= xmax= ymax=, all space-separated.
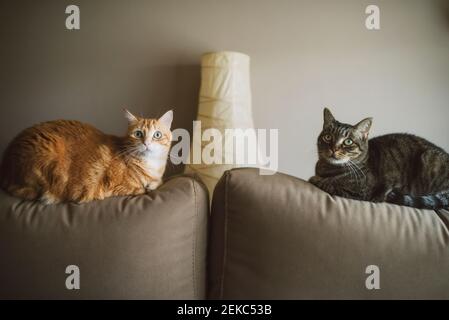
xmin=208 ymin=168 xmax=449 ymax=299
xmin=0 ymin=174 xmax=208 ymax=299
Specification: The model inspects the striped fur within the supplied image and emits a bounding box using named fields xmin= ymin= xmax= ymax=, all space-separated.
xmin=309 ymin=108 xmax=449 ymax=210
xmin=387 ymin=190 xmax=449 ymax=210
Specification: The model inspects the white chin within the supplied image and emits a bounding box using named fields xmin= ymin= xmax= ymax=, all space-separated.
xmin=327 ymin=158 xmax=349 ymax=165
xmin=142 ymin=148 xmax=165 ymax=158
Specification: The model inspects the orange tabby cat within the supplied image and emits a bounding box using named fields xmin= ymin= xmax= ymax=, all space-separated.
xmin=0 ymin=109 xmax=173 ymax=204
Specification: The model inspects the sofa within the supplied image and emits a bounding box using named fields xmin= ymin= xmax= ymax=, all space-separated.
xmin=0 ymin=174 xmax=208 ymax=299
xmin=208 ymin=168 xmax=449 ymax=299
xmin=1 ymin=168 xmax=448 ymax=299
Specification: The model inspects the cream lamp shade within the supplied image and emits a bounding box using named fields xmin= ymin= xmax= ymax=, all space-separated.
xmin=185 ymin=51 xmax=256 ymax=197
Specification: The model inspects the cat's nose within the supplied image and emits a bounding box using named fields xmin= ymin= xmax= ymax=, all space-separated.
xmin=330 ymin=149 xmax=339 ymax=158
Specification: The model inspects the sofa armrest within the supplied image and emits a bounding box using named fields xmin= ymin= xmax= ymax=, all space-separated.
xmin=0 ymin=174 xmax=209 ymax=299
xmin=208 ymin=168 xmax=449 ymax=299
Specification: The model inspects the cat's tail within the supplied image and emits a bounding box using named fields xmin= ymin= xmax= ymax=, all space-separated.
xmin=386 ymin=189 xmax=449 ymax=210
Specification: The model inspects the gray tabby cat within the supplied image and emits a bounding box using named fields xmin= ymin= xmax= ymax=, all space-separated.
xmin=309 ymin=108 xmax=449 ymax=209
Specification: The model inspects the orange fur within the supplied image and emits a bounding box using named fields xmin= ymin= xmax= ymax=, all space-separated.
xmin=0 ymin=110 xmax=173 ymax=204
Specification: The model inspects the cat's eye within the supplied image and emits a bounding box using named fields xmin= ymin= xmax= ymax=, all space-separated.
xmin=153 ymin=130 xmax=162 ymax=140
xmin=134 ymin=130 xmax=144 ymax=138
xmin=344 ymin=138 xmax=353 ymax=146
xmin=323 ymin=134 xmax=332 ymax=142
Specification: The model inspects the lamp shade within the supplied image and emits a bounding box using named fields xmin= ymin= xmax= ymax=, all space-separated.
xmin=185 ymin=51 xmax=256 ymax=196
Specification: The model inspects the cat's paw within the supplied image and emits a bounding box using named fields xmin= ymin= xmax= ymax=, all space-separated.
xmin=385 ymin=189 xmax=401 ymax=202
xmin=308 ymin=176 xmax=321 ymax=186
xmin=309 ymin=176 xmax=335 ymax=194
xmin=39 ymin=192 xmax=60 ymax=205
xmin=146 ymin=180 xmax=162 ymax=192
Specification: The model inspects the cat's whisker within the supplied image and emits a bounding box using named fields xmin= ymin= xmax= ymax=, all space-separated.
xmin=350 ymin=160 xmax=366 ymax=181
xmin=348 ymin=161 xmax=363 ymax=186
xmin=351 ymin=161 xmax=363 ymax=185
xmin=114 ymin=145 xmax=141 ymax=160
xmin=346 ymin=162 xmax=359 ymax=186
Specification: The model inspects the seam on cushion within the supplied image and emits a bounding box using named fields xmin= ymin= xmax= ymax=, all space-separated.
xmin=192 ymin=178 xmax=198 ymax=299
xmin=220 ymin=171 xmax=230 ymax=299
xmin=435 ymin=210 xmax=449 ymax=242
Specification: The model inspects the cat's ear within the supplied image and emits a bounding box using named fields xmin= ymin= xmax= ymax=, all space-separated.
xmin=323 ymin=108 xmax=335 ymax=128
xmin=123 ymin=109 xmax=138 ymax=124
xmin=354 ymin=117 xmax=373 ymax=140
xmin=159 ymin=110 xmax=173 ymax=129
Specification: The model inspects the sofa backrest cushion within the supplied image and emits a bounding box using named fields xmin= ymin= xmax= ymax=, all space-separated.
xmin=208 ymin=168 xmax=449 ymax=299
xmin=0 ymin=174 xmax=208 ymax=299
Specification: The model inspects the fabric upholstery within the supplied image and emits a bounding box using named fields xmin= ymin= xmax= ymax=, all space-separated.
xmin=208 ymin=168 xmax=449 ymax=299
xmin=0 ymin=174 xmax=209 ymax=299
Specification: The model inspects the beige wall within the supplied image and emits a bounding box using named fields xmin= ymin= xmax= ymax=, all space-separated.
xmin=1 ymin=0 xmax=448 ymax=179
